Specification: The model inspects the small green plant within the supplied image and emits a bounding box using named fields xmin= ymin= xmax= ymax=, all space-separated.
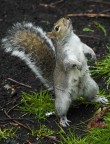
xmin=30 ymin=124 xmax=55 ymax=138
xmin=91 ymin=54 xmax=110 ymax=86
xmin=93 ymin=21 xmax=107 ymax=36
xmin=83 ymin=27 xmax=94 ymax=32
xmin=60 ymin=130 xmax=87 ymax=144
xmin=19 ymin=90 xmax=54 ymax=120
xmin=90 ymin=43 xmax=110 ymax=87
xmin=0 ymin=127 xmax=18 ymax=142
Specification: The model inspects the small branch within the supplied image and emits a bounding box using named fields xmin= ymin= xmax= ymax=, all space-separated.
xmin=6 ymin=96 xmax=21 ymax=106
xmin=78 ymin=35 xmax=101 ymax=40
xmin=99 ymin=9 xmax=110 ymax=14
xmin=50 ymin=0 xmax=64 ymax=6
xmin=89 ymin=0 xmax=110 ymax=5
xmin=7 ymin=102 xmax=22 ymax=113
xmin=8 ymin=78 xmax=32 ymax=88
xmin=3 ymin=111 xmax=60 ymax=143
xmin=0 ymin=118 xmax=34 ymax=123
xmin=39 ymin=0 xmax=64 ymax=8
xmin=67 ymin=13 xmax=110 ymax=18
xmin=39 ymin=3 xmax=55 ymax=8
xmin=4 ymin=110 xmax=30 ymax=131
xmin=78 ymin=35 xmax=109 ymax=42
xmin=44 ymin=135 xmax=60 ymax=143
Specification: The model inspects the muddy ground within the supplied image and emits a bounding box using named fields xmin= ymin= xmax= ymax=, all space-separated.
xmin=0 ymin=0 xmax=110 ymax=143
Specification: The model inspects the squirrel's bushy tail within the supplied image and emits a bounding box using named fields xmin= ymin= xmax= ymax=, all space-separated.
xmin=1 ymin=22 xmax=55 ymax=90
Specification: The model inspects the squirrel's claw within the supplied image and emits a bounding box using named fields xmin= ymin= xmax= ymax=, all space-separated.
xmin=60 ymin=116 xmax=71 ymax=127
xmin=76 ymin=62 xmax=82 ymax=71
xmin=91 ymin=96 xmax=108 ymax=104
xmin=98 ymin=96 xmax=108 ymax=104
xmin=91 ymin=52 xmax=96 ymax=61
xmin=85 ymin=52 xmax=96 ymax=61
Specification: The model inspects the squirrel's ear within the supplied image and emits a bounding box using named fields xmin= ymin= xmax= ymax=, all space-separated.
xmin=47 ymin=32 xmax=55 ymax=39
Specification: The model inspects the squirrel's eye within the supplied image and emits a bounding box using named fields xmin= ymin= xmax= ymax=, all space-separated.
xmin=55 ymin=26 xmax=60 ymax=32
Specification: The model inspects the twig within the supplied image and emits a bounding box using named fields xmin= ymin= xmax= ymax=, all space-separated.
xmin=39 ymin=0 xmax=64 ymax=8
xmin=99 ymin=9 xmax=110 ymax=14
xmin=78 ymin=35 xmax=101 ymax=40
xmin=44 ymin=135 xmax=60 ymax=143
xmin=4 ymin=110 xmax=30 ymax=131
xmin=67 ymin=13 xmax=110 ymax=18
xmin=50 ymin=0 xmax=64 ymax=6
xmin=7 ymin=102 xmax=22 ymax=113
xmin=89 ymin=0 xmax=110 ymax=5
xmin=6 ymin=97 xmax=21 ymax=106
xmin=7 ymin=78 xmax=32 ymax=88
xmin=3 ymin=111 xmax=60 ymax=143
xmin=0 ymin=118 xmax=34 ymax=123
xmin=39 ymin=3 xmax=55 ymax=8
xmin=78 ymin=35 xmax=109 ymax=42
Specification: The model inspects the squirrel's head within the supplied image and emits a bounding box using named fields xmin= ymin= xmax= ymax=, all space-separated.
xmin=47 ymin=17 xmax=73 ymax=41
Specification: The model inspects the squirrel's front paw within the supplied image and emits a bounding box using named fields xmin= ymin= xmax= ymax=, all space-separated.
xmin=85 ymin=52 xmax=96 ymax=61
xmin=91 ymin=52 xmax=96 ymax=61
xmin=75 ymin=62 xmax=82 ymax=71
xmin=64 ymin=60 xmax=82 ymax=71
xmin=72 ymin=61 xmax=82 ymax=71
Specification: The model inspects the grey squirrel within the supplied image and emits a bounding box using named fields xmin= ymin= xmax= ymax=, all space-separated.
xmin=1 ymin=18 xmax=108 ymax=127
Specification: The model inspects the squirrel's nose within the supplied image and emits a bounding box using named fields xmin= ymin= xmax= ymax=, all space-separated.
xmin=66 ymin=16 xmax=70 ymax=20
xmin=64 ymin=16 xmax=70 ymax=21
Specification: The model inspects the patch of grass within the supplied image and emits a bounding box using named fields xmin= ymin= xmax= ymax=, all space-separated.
xmin=91 ymin=54 xmax=110 ymax=87
xmin=60 ymin=110 xmax=110 ymax=144
xmin=85 ymin=127 xmax=110 ymax=144
xmin=60 ymin=130 xmax=87 ymax=144
xmin=30 ymin=124 xmax=55 ymax=138
xmin=83 ymin=27 xmax=94 ymax=32
xmin=19 ymin=90 xmax=54 ymax=120
xmin=0 ymin=127 xmax=18 ymax=142
xmin=82 ymin=21 xmax=107 ymax=36
xmin=90 ymin=43 xmax=110 ymax=87
xmin=93 ymin=21 xmax=107 ymax=36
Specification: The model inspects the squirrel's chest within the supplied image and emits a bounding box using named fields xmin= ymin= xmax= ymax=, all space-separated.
xmin=68 ymin=69 xmax=80 ymax=87
xmin=65 ymin=35 xmax=86 ymax=62
xmin=67 ymin=69 xmax=84 ymax=97
xmin=64 ymin=44 xmax=85 ymax=61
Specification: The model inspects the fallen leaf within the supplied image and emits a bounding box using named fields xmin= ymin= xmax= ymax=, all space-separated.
xmin=87 ymin=106 xmax=110 ymax=130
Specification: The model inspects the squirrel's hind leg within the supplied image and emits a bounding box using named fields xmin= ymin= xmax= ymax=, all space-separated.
xmin=83 ymin=75 xmax=108 ymax=104
xmin=55 ymin=88 xmax=72 ymax=127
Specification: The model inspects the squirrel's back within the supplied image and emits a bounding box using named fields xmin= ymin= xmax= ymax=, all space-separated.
xmin=1 ymin=22 xmax=55 ymax=90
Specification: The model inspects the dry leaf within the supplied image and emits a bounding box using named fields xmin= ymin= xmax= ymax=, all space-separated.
xmin=87 ymin=106 xmax=110 ymax=130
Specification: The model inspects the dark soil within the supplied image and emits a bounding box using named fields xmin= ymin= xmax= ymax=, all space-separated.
xmin=0 ymin=0 xmax=110 ymax=143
